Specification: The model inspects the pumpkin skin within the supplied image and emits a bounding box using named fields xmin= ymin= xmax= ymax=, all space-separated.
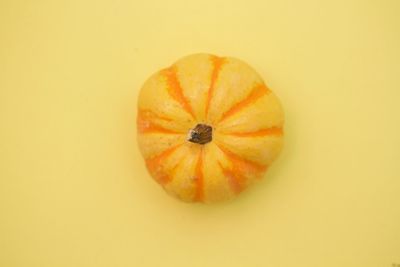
xmin=137 ymin=53 xmax=284 ymax=203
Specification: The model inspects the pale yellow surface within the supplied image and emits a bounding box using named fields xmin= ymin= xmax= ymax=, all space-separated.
xmin=0 ymin=0 xmax=399 ymax=266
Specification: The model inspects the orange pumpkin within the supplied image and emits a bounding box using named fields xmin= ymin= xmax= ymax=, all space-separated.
xmin=137 ymin=53 xmax=284 ymax=203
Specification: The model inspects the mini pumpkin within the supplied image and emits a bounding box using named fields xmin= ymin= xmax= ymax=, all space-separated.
xmin=137 ymin=53 xmax=284 ymax=203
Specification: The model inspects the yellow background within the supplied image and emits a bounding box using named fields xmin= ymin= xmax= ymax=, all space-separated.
xmin=1 ymin=0 xmax=399 ymax=266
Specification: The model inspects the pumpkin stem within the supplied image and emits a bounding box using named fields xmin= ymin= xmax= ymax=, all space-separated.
xmin=187 ymin=124 xmax=212 ymax=145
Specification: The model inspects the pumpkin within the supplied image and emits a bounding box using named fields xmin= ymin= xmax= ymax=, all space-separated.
xmin=137 ymin=53 xmax=284 ymax=203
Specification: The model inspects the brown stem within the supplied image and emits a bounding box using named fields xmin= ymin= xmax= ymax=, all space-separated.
xmin=187 ymin=124 xmax=213 ymax=145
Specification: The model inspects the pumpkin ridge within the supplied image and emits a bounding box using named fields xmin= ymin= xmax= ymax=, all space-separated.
xmin=137 ymin=119 xmax=183 ymax=134
xmin=218 ymin=84 xmax=270 ymax=123
xmin=138 ymin=109 xmax=174 ymax=121
xmin=215 ymin=143 xmax=268 ymax=173
xmin=161 ymin=66 xmax=196 ymax=120
xmin=220 ymin=126 xmax=283 ymax=137
xmin=137 ymin=109 xmax=182 ymax=134
xmin=205 ymin=56 xmax=226 ymax=118
xmin=194 ymin=148 xmax=205 ymax=202
xmin=218 ymin=161 xmax=246 ymax=194
xmin=145 ymin=144 xmax=183 ymax=182
xmin=159 ymin=163 xmax=180 ymax=185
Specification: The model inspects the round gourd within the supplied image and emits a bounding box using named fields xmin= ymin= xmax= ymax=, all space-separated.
xmin=137 ymin=53 xmax=284 ymax=203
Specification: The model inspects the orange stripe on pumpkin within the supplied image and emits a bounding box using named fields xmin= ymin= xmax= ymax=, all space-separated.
xmin=145 ymin=144 xmax=182 ymax=185
xmin=194 ymin=148 xmax=205 ymax=202
xmin=216 ymin=143 xmax=267 ymax=194
xmin=156 ymin=163 xmax=179 ymax=185
xmin=216 ymin=143 xmax=268 ymax=173
xmin=205 ymin=56 xmax=226 ymax=117
xmin=218 ymin=161 xmax=246 ymax=194
xmin=161 ymin=66 xmax=196 ymax=119
xmin=138 ymin=109 xmax=173 ymax=121
xmin=222 ymin=127 xmax=283 ymax=137
xmin=218 ymin=84 xmax=270 ymax=123
xmin=137 ymin=109 xmax=182 ymax=134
